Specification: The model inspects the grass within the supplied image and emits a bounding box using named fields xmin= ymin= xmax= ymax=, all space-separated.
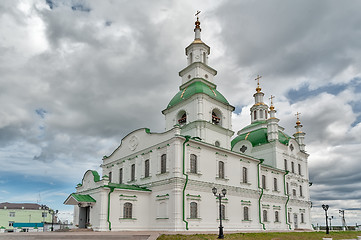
xmin=157 ymin=231 xmax=361 ymax=240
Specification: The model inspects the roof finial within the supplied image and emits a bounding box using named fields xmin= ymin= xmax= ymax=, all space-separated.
xmin=269 ymin=95 xmax=275 ymax=110
xmin=295 ymin=112 xmax=302 ymax=126
xmin=255 ymin=74 xmax=262 ymax=93
xmin=194 ymin=11 xmax=201 ymax=33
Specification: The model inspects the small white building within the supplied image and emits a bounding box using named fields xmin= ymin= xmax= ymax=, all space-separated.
xmin=65 ymin=16 xmax=312 ymax=232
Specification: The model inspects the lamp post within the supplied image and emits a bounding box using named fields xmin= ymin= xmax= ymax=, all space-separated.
xmin=328 ymin=216 xmax=333 ymax=231
xmin=49 ymin=209 xmax=58 ymax=231
xmin=212 ymin=187 xmax=227 ymax=239
xmin=322 ymin=204 xmax=329 ymax=234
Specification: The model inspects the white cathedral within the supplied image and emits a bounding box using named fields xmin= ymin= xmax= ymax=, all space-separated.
xmin=65 ymin=17 xmax=312 ymax=232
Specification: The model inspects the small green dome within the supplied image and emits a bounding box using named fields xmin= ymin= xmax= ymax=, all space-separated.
xmin=167 ymin=80 xmax=229 ymax=109
xmin=231 ymin=125 xmax=291 ymax=149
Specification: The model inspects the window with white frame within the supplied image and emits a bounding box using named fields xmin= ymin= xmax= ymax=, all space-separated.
xmin=190 ymin=202 xmax=198 ymax=219
xmin=242 ymin=167 xmax=248 ymax=183
xmin=243 ymin=206 xmax=249 ymax=221
xmin=218 ymin=161 xmax=225 ymax=179
xmin=144 ymin=159 xmax=150 ymax=178
xmin=119 ymin=168 xmax=123 ymax=184
xmin=263 ymin=210 xmax=268 ymax=222
xmin=298 ymin=163 xmax=302 ymax=175
xmin=274 ymin=177 xmax=278 ymax=191
xmin=284 ymin=159 xmax=288 ymax=171
xmin=292 ymin=189 xmax=296 ymax=197
xmin=275 ymin=211 xmax=279 ymax=222
xmin=301 ymin=213 xmax=305 ymax=223
xmin=9 ymin=212 xmax=15 ymax=217
xmin=123 ymin=202 xmax=133 ymax=219
xmin=286 ymin=182 xmax=289 ymax=195
xmin=108 ymin=171 xmax=112 ymax=182
xmin=262 ymin=175 xmax=266 ymax=189
xmin=299 ymin=185 xmax=303 ymax=197
xmin=190 ymin=154 xmax=197 ymax=174
xmin=131 ymin=164 xmax=135 ymax=181
xmin=291 ymin=162 xmax=295 ymax=173
xmin=161 ymin=154 xmax=167 ymax=174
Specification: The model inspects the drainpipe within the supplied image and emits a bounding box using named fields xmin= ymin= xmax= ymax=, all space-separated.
xmin=284 ymin=171 xmax=291 ymax=230
xmin=107 ymin=187 xmax=115 ymax=230
xmin=181 ymin=135 xmax=191 ymax=230
xmin=257 ymin=159 xmax=265 ymax=230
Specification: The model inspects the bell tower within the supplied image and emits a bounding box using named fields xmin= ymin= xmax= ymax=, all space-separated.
xmin=162 ymin=13 xmax=235 ymax=149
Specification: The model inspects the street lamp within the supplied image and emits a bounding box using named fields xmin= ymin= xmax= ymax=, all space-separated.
xmin=49 ymin=209 xmax=59 ymax=231
xmin=322 ymin=204 xmax=329 ymax=234
xmin=212 ymin=187 xmax=227 ymax=239
xmin=328 ymin=216 xmax=333 ymax=231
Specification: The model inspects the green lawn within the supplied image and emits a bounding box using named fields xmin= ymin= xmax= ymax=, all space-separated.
xmin=157 ymin=231 xmax=361 ymax=240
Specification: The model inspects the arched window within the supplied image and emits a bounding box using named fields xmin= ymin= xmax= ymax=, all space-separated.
xmin=298 ymin=164 xmax=302 ymax=175
xmin=301 ymin=213 xmax=304 ymax=223
xmin=260 ymin=110 xmax=264 ymax=118
xmin=119 ymin=168 xmax=123 ymax=184
xmin=265 ymin=111 xmax=268 ymax=119
xmin=243 ymin=206 xmax=249 ymax=221
xmin=215 ymin=141 xmax=220 ymax=147
xmin=190 ymin=154 xmax=197 ymax=174
xmin=220 ymin=204 xmax=225 ymax=220
xmin=293 ymin=189 xmax=296 ymax=197
xmin=275 ymin=211 xmax=279 ymax=222
xmin=299 ymin=185 xmax=303 ymax=197
xmin=218 ymin=161 xmax=225 ymax=179
xmin=161 ymin=154 xmax=167 ymax=174
xmin=263 ymin=210 xmax=268 ymax=222
xmin=286 ymin=182 xmax=289 ymax=195
xmin=284 ymin=159 xmax=288 ymax=171
xmin=203 ymin=52 xmax=206 ymax=63
xmin=124 ymin=202 xmax=132 ymax=219
xmin=212 ymin=111 xmax=221 ymax=125
xmin=178 ymin=112 xmax=187 ymax=125
xmin=190 ymin=202 xmax=198 ymax=219
xmin=288 ymin=212 xmax=291 ymax=223
xmin=189 ymin=52 xmax=193 ymax=64
xmin=253 ymin=110 xmax=257 ymax=120
xmin=291 ymin=162 xmax=295 ymax=173
xmin=144 ymin=159 xmax=150 ymax=178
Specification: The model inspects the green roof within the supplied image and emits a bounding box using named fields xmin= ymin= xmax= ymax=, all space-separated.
xmin=231 ymin=128 xmax=291 ymax=149
xmin=91 ymin=170 xmax=101 ymax=182
xmin=167 ymin=80 xmax=229 ymax=109
xmin=106 ymin=183 xmax=151 ymax=192
xmin=70 ymin=194 xmax=96 ymax=203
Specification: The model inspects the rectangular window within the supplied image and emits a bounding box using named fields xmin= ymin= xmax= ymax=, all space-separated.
xmin=144 ymin=159 xmax=150 ymax=178
xmin=300 ymin=185 xmax=303 ymax=197
xmin=42 ymin=212 xmax=47 ymax=218
xmin=262 ymin=175 xmax=266 ymax=189
xmin=273 ymin=178 xmax=278 ymax=191
xmin=9 ymin=221 xmax=14 ymax=227
xmin=131 ymin=164 xmax=135 ymax=181
xmin=291 ymin=162 xmax=295 ymax=173
xmin=9 ymin=212 xmax=15 ymax=217
xmin=190 ymin=154 xmax=197 ymax=174
xmin=242 ymin=167 xmax=248 ymax=183
xmin=284 ymin=159 xmax=288 ymax=171
xmin=119 ymin=168 xmax=123 ymax=184
xmin=298 ymin=164 xmax=301 ymax=175
xmin=301 ymin=213 xmax=305 ymax=223
xmin=108 ymin=171 xmax=112 ymax=183
xmin=293 ymin=189 xmax=296 ymax=197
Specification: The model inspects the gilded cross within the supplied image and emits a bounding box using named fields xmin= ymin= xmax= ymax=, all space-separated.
xmin=295 ymin=112 xmax=301 ymax=120
xmin=269 ymin=95 xmax=275 ymax=105
xmin=255 ymin=75 xmax=262 ymax=88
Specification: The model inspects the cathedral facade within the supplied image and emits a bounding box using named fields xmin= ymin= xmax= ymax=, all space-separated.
xmin=65 ymin=17 xmax=312 ymax=232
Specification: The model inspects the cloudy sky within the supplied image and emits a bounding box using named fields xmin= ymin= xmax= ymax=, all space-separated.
xmin=1 ymin=0 xmax=361 ymax=226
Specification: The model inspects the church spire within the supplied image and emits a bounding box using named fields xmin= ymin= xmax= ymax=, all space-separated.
xmin=194 ymin=11 xmax=201 ymax=40
xmin=267 ymin=95 xmax=279 ymax=142
xmin=250 ymin=75 xmax=268 ymax=123
xmin=293 ymin=112 xmax=306 ymax=151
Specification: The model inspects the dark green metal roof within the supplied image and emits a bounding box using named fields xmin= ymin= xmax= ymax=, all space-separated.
xmin=167 ymin=80 xmax=229 ymax=109
xmin=231 ymin=127 xmax=291 ymax=149
xmin=106 ymin=183 xmax=151 ymax=192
